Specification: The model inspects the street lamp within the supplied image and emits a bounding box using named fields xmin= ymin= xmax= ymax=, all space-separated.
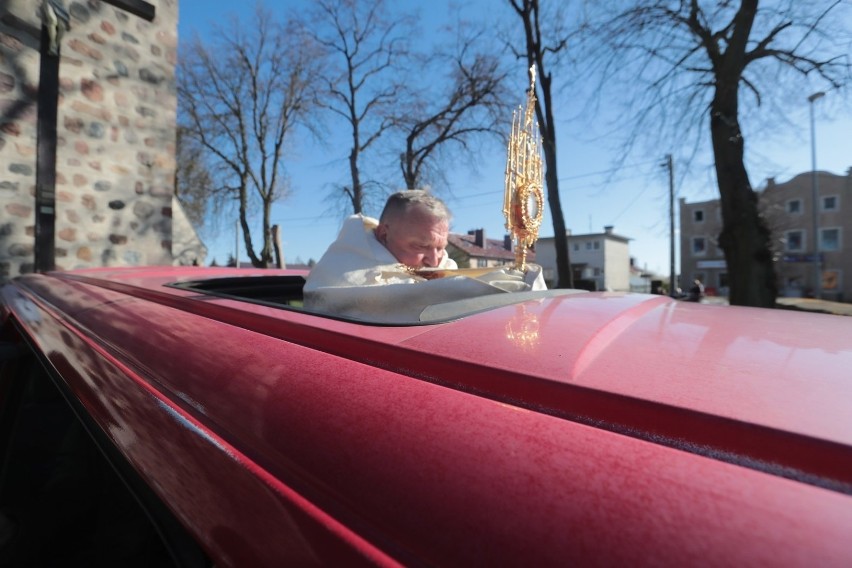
xmin=808 ymin=91 xmax=825 ymax=299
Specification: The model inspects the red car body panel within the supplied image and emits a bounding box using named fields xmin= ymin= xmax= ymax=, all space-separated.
xmin=2 ymin=266 xmax=852 ymax=566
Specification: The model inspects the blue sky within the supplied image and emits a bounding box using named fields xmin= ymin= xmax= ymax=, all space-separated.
xmin=178 ymin=1 xmax=852 ymax=274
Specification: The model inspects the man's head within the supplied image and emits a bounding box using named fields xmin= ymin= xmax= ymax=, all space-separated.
xmin=375 ymin=190 xmax=451 ymax=268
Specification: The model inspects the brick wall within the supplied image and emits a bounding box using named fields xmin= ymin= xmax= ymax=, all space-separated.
xmin=0 ymin=0 xmax=197 ymax=282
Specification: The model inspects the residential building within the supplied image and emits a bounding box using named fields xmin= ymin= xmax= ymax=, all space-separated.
xmin=629 ymin=258 xmax=655 ymax=294
xmin=680 ymin=169 xmax=852 ymax=301
xmin=679 ymin=197 xmax=726 ymax=296
xmin=536 ymin=226 xmax=631 ymax=291
xmin=447 ymin=229 xmax=524 ymax=268
xmin=0 ymin=1 xmax=205 ymax=283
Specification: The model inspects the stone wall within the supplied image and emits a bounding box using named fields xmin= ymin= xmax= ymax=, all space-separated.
xmin=0 ymin=0 xmax=198 ymax=283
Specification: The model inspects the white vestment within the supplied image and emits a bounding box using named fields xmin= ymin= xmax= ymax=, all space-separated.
xmin=303 ymin=215 xmax=546 ymax=322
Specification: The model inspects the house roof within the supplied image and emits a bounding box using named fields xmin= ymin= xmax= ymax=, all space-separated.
xmin=447 ymin=231 xmax=536 ymax=262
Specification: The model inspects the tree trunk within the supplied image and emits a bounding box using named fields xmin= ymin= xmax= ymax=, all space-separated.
xmin=538 ymin=70 xmax=573 ymax=289
xmin=260 ymin=197 xmax=273 ymax=267
xmin=272 ymin=224 xmax=284 ymax=268
xmin=710 ymin=95 xmax=777 ymax=307
xmin=239 ymin=183 xmax=258 ymax=268
xmin=349 ymin=147 xmax=363 ymax=214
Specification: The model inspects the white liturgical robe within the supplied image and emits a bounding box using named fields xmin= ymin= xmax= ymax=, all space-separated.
xmin=303 ymin=215 xmax=546 ymax=322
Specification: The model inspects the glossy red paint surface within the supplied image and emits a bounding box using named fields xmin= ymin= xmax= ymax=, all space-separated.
xmin=3 ymin=267 xmax=852 ymax=566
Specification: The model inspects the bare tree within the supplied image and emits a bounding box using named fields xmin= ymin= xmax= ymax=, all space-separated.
xmin=508 ymin=0 xmax=575 ymax=288
xmin=177 ymin=5 xmax=319 ymax=267
xmin=397 ymin=29 xmax=510 ymax=190
xmin=583 ymin=1 xmax=850 ymax=307
xmin=306 ymin=0 xmax=410 ymax=215
xmin=174 ymin=125 xmax=212 ymax=230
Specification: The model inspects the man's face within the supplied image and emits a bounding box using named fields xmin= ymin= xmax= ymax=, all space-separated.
xmin=375 ymin=208 xmax=449 ymax=267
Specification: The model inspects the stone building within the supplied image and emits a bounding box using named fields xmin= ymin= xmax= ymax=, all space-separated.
xmin=0 ymin=0 xmax=204 ymax=283
xmin=679 ymin=169 xmax=852 ymax=301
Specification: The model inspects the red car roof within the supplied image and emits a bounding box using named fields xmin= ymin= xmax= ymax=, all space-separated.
xmin=4 ymin=266 xmax=851 ymax=566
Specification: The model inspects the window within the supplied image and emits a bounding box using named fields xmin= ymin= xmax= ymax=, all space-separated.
xmin=593 ymin=267 xmax=601 ymax=276
xmin=573 ymin=243 xmax=579 ymax=252
xmin=693 ymin=210 xmax=704 ymax=222
xmin=477 ymin=258 xmax=488 ymax=268
xmin=820 ymin=228 xmax=840 ymax=251
xmin=585 ymin=242 xmax=592 ymax=250
xmin=785 ymin=230 xmax=804 ymax=252
xmin=787 ymin=199 xmax=802 ymax=214
xmin=692 ymin=237 xmax=706 ymax=256
xmin=822 ymin=196 xmax=838 ymax=211
xmin=593 ymin=241 xmax=600 ymax=250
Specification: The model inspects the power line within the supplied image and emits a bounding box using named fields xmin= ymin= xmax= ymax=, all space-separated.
xmin=610 ymin=182 xmax=655 ymax=223
xmin=557 ymin=159 xmax=662 ymax=182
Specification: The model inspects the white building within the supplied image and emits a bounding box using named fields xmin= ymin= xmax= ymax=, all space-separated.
xmin=536 ymin=226 xmax=631 ymax=291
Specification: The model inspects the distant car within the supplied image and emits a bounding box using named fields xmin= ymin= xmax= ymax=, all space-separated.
xmin=1 ymin=266 xmax=851 ymax=566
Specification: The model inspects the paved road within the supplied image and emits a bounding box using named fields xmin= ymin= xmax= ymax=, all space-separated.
xmin=700 ymin=296 xmax=852 ymax=316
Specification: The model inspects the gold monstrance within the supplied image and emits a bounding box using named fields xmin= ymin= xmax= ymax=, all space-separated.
xmin=503 ymin=65 xmax=544 ymax=272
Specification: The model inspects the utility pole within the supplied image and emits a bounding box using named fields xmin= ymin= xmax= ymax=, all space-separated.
xmin=808 ymin=91 xmax=825 ymax=299
xmin=666 ymin=154 xmax=675 ymax=297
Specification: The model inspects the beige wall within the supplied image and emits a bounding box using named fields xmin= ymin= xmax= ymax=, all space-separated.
xmin=679 ymin=197 xmax=726 ymax=295
xmin=603 ymin=238 xmax=630 ymax=292
xmin=680 ymin=170 xmax=852 ymax=301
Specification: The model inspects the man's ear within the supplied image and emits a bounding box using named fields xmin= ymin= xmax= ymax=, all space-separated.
xmin=374 ymin=222 xmax=388 ymax=245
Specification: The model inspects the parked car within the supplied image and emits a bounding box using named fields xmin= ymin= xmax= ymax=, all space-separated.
xmin=1 ymin=266 xmax=851 ymax=566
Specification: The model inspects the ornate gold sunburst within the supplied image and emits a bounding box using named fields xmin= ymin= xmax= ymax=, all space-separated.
xmin=503 ymin=65 xmax=545 ymax=272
